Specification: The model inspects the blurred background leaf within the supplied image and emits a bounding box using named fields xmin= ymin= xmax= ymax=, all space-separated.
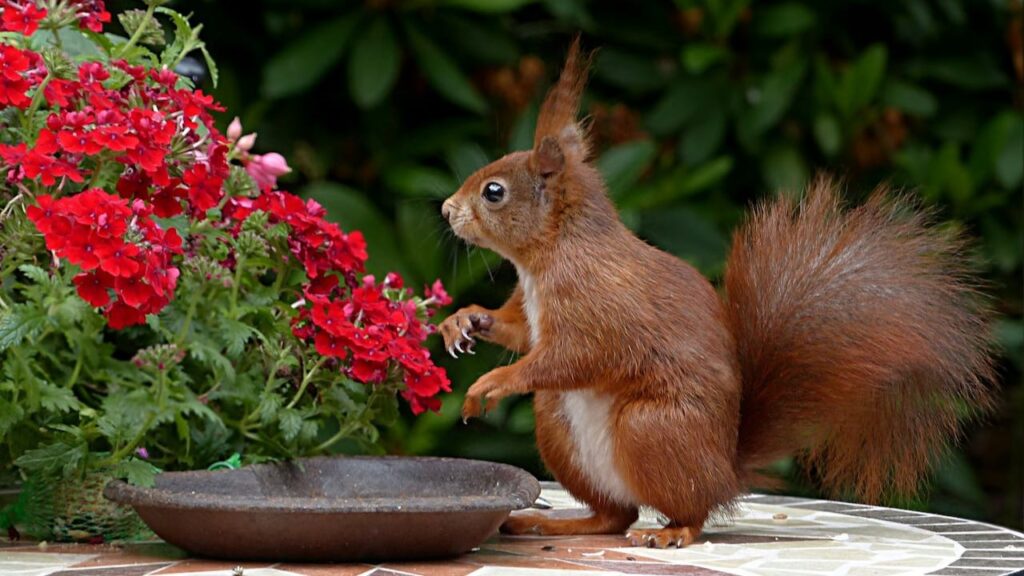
xmin=136 ymin=0 xmax=1023 ymax=529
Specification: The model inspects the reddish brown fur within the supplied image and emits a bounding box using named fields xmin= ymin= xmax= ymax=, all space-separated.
xmin=438 ymin=41 xmax=995 ymax=546
xmin=726 ymin=178 xmax=996 ymax=502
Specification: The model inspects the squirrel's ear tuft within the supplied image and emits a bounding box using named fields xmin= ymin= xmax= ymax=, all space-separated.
xmin=532 ymin=135 xmax=565 ymax=178
xmin=534 ymin=36 xmax=592 ymax=161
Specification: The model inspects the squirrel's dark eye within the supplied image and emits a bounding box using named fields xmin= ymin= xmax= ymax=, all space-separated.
xmin=482 ymin=181 xmax=506 ymax=203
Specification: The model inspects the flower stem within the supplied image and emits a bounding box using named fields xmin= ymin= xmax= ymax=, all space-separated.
xmin=22 ymin=73 xmax=52 ymax=132
xmin=116 ymin=4 xmax=156 ymax=57
xmin=314 ymin=421 xmax=360 ymax=453
xmin=285 ymin=356 xmax=326 ymax=410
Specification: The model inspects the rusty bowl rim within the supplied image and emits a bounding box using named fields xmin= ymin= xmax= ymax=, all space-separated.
xmin=103 ymin=455 xmax=540 ymax=514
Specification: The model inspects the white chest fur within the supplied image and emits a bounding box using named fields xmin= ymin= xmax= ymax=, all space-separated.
xmin=560 ymin=390 xmax=636 ymax=506
xmin=517 ymin=270 xmax=542 ymax=346
xmin=516 ymin=268 xmax=635 ymax=506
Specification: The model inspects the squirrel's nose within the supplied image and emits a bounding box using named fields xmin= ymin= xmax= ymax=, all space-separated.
xmin=441 ymin=199 xmax=454 ymax=222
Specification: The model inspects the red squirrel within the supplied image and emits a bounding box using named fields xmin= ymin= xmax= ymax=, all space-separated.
xmin=437 ymin=39 xmax=995 ymax=548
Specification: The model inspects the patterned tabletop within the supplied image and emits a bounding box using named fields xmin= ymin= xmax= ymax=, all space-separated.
xmin=2 ymin=483 xmax=1023 ymax=576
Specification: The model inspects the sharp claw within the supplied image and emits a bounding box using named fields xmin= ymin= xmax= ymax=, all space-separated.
xmin=675 ymin=538 xmax=684 ymax=548
xmin=455 ymin=340 xmax=464 ymax=353
xmin=466 ymin=341 xmax=476 ymax=355
xmin=461 ymin=328 xmax=475 ymax=342
xmin=448 ymin=346 xmax=458 ymax=358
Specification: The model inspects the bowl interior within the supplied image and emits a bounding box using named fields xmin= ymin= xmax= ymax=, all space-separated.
xmin=109 ymin=456 xmax=539 ymax=513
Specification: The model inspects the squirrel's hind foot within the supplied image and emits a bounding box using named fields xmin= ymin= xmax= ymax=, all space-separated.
xmin=501 ymin=508 xmax=636 ymax=536
xmin=626 ymin=525 xmax=701 ymax=548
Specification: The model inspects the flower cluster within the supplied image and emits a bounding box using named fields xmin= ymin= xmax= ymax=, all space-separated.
xmin=0 ymin=0 xmax=109 ymax=35
xmin=294 ymin=274 xmax=451 ymax=414
xmin=0 ymin=1 xmax=450 ymax=415
xmin=26 ymin=189 xmax=182 ymax=328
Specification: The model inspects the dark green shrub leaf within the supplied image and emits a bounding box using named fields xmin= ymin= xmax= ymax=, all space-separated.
xmin=754 ymin=2 xmax=817 ymax=37
xmin=906 ymin=54 xmax=1008 ymax=90
xmin=681 ymin=109 xmax=726 ymax=165
xmin=996 ymin=114 xmax=1023 ymax=189
xmin=405 ymin=24 xmax=487 ymax=114
xmin=598 ymin=140 xmax=657 ymax=198
xmin=813 ymin=114 xmax=842 ymax=156
xmin=594 ymin=48 xmax=668 ymax=94
xmin=262 ymin=14 xmax=359 ymax=99
xmin=639 ymin=207 xmax=727 ymax=275
xmin=383 ymin=164 xmax=457 ymax=199
xmin=117 ymin=458 xmax=160 ymax=487
xmin=681 ymin=44 xmax=728 ymax=74
xmin=439 ymin=0 xmax=537 ymax=12
xmin=348 ymin=18 xmax=400 ymax=108
xmin=761 ymin=145 xmax=808 ymax=194
xmin=14 ymin=441 xmax=87 ymax=476
xmin=837 ymin=44 xmax=886 ymax=118
xmin=882 ymin=80 xmax=937 ymax=117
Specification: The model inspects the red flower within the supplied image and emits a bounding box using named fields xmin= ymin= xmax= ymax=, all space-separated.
xmin=314 ymin=332 xmax=347 ymax=359
xmin=105 ymin=300 xmax=145 ymax=329
xmin=1 ymin=2 xmax=46 ymax=35
xmin=73 ymin=270 xmax=113 ymax=307
xmin=114 ymin=275 xmax=152 ymax=307
xmin=424 ymin=279 xmax=452 ymax=306
xmin=95 ymin=241 xmax=140 ymax=277
xmin=0 ymin=44 xmax=32 ymax=108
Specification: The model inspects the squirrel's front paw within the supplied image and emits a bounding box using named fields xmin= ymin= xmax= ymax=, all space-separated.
xmin=439 ymin=307 xmax=494 ymax=358
xmin=462 ymin=367 xmax=519 ymax=421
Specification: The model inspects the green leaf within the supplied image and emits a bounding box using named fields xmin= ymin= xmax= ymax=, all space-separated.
xmin=0 ymin=307 xmax=48 ymax=351
xmin=262 ymin=14 xmax=359 ymax=99
xmin=199 ymin=44 xmax=219 ymax=88
xmin=38 ymin=382 xmax=79 ymax=413
xmin=621 ymin=157 xmax=733 ymax=211
xmin=397 ymin=203 xmax=445 ymax=286
xmin=681 ymin=109 xmax=726 ymax=165
xmin=117 ymin=458 xmax=161 ymax=488
xmin=438 ymin=0 xmax=538 ymax=12
xmin=837 ymin=44 xmax=887 ymax=118
xmin=754 ymin=2 xmax=817 ymax=37
xmin=303 ymin=182 xmax=406 ymax=279
xmin=906 ymin=54 xmax=1008 ymax=90
xmin=968 ymin=112 xmax=1014 ymax=185
xmin=278 ymin=409 xmax=303 ymax=442
xmin=14 ymin=441 xmax=87 ymax=476
xmin=996 ymin=114 xmax=1023 ymax=189
xmin=598 ymin=140 xmax=657 ymax=198
xmin=17 ymin=264 xmax=50 ymax=286
xmin=0 ymin=397 xmax=24 ymax=436
xmin=382 ymin=164 xmax=456 ymax=199
xmin=881 ymin=79 xmax=937 ymax=117
xmin=445 ymin=141 xmax=490 ymax=179
xmin=761 ymin=145 xmax=808 ymax=193
xmin=218 ymin=317 xmax=258 ymax=358
xmin=681 ymin=44 xmax=728 ymax=74
xmin=813 ymin=114 xmax=842 ymax=156
xmin=405 ymin=23 xmax=487 ymax=114
xmin=740 ymin=60 xmax=807 ymax=140
xmin=594 ymin=48 xmax=668 ymax=94
xmin=348 ymin=17 xmax=400 ymax=108
xmin=640 ymin=207 xmax=728 ymax=275
xmin=651 ymin=76 xmax=724 ymax=135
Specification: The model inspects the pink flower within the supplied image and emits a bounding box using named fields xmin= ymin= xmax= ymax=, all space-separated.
xmin=236 ymin=132 xmax=256 ymax=152
xmin=424 ymin=279 xmax=451 ymax=307
xmin=246 ymin=152 xmax=291 ymax=190
xmin=226 ymin=116 xmax=242 ymax=141
xmin=135 ymin=447 xmax=149 ymax=459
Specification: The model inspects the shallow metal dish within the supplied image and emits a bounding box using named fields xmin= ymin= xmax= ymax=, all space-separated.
xmin=104 ymin=455 xmax=539 ymax=562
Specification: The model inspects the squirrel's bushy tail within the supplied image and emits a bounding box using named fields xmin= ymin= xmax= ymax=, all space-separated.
xmin=725 ymin=176 xmax=995 ymax=503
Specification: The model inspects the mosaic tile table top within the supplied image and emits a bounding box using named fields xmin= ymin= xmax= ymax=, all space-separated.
xmin=3 ymin=483 xmax=1023 ymax=576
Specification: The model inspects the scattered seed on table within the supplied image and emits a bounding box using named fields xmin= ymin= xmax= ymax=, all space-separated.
xmin=541 ymin=545 xmax=555 ymax=551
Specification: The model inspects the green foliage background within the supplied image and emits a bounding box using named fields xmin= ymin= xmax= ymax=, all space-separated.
xmin=145 ymin=0 xmax=1021 ymax=528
